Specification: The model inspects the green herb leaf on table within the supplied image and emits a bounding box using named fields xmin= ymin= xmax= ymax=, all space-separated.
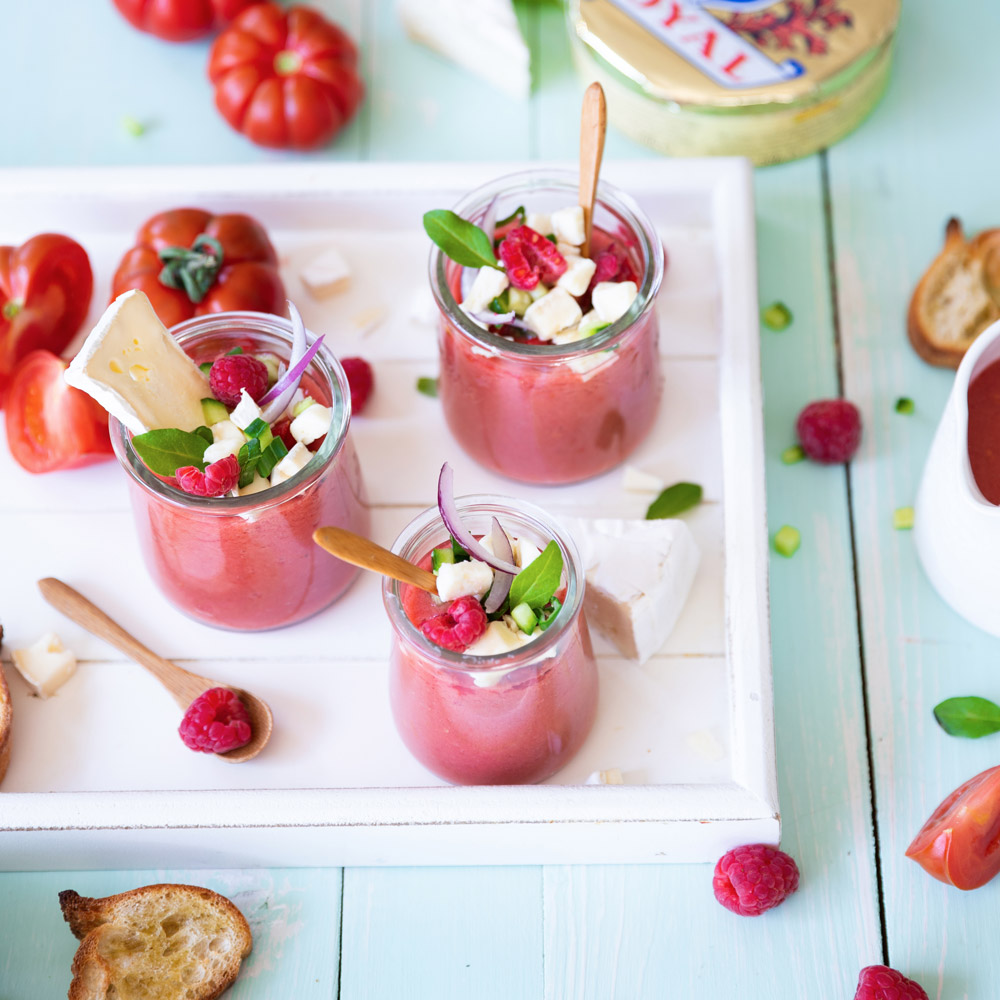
xmin=416 ymin=377 xmax=439 ymax=398
xmin=933 ymin=696 xmax=1000 ymax=738
xmin=646 ymin=482 xmax=702 ymax=520
xmin=423 ymin=210 xmax=501 ymax=270
xmin=132 ymin=428 xmax=211 ymax=477
xmin=509 ymin=541 xmax=563 ymax=611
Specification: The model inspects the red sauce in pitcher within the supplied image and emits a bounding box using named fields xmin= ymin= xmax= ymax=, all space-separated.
xmin=968 ymin=358 xmax=1000 ymax=504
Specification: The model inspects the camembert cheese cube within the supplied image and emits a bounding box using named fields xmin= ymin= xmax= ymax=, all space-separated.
xmin=12 ymin=633 xmax=77 ymax=698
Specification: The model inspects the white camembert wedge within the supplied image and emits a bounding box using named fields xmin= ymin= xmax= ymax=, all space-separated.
xmin=65 ymin=290 xmax=207 ymax=434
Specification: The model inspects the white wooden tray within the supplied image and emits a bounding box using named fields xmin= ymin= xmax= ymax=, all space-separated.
xmin=0 ymin=160 xmax=776 ymax=868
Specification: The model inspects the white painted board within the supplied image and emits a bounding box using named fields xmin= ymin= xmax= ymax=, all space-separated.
xmin=0 ymin=160 xmax=775 ymax=867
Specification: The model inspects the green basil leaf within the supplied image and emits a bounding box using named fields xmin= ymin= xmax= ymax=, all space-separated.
xmin=646 ymin=482 xmax=703 ymax=520
xmin=536 ymin=596 xmax=563 ymax=632
xmin=193 ymin=425 xmax=214 ymax=445
xmin=933 ymin=696 xmax=1000 ymax=738
xmin=496 ymin=205 xmax=525 ymax=228
xmin=132 ymin=428 xmax=210 ymax=477
xmin=509 ymin=541 xmax=563 ymax=612
xmin=416 ymin=377 xmax=439 ymax=398
xmin=423 ymin=210 xmax=501 ymax=270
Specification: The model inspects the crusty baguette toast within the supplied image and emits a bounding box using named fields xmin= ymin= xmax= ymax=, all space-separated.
xmin=59 ymin=884 xmax=252 ymax=1000
xmin=908 ymin=217 xmax=1000 ymax=368
xmin=0 ymin=625 xmax=11 ymax=786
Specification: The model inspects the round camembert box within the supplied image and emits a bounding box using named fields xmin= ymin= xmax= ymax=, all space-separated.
xmin=567 ymin=0 xmax=901 ymax=165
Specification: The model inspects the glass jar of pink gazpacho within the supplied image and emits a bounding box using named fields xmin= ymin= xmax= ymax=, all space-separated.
xmin=383 ymin=495 xmax=598 ymax=785
xmin=110 ymin=312 xmax=370 ymax=631
xmin=429 ymin=170 xmax=665 ymax=485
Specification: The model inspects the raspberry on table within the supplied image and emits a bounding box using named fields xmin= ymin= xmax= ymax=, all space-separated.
xmin=713 ymin=843 xmax=800 ymax=916
xmin=341 ymin=357 xmax=374 ymax=414
xmin=178 ymin=687 xmax=252 ymax=753
xmin=796 ymin=399 xmax=862 ymax=463
xmin=176 ymin=455 xmax=240 ymax=497
xmin=498 ymin=226 xmax=568 ymax=290
xmin=209 ymin=353 xmax=269 ymax=407
xmin=420 ymin=594 xmax=489 ymax=652
xmin=854 ymin=965 xmax=929 ymax=1000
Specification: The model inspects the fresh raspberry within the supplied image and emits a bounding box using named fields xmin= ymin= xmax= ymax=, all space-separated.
xmin=341 ymin=357 xmax=374 ymax=414
xmin=420 ymin=594 xmax=488 ymax=652
xmin=498 ymin=226 xmax=568 ymax=290
xmin=590 ymin=243 xmax=639 ymax=289
xmin=713 ymin=843 xmax=800 ymax=916
xmin=272 ymin=417 xmax=297 ymax=451
xmin=796 ymin=399 xmax=863 ymax=463
xmin=176 ymin=455 xmax=240 ymax=497
xmin=208 ymin=354 xmax=269 ymax=407
xmin=178 ymin=687 xmax=252 ymax=753
xmin=854 ymin=966 xmax=929 ymax=1000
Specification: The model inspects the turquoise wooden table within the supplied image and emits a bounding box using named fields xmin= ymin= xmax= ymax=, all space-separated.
xmin=2 ymin=1 xmax=999 ymax=996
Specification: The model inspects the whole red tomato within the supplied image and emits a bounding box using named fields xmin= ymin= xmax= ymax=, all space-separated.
xmin=906 ymin=764 xmax=1000 ymax=890
xmin=111 ymin=208 xmax=286 ymax=329
xmin=208 ymin=3 xmax=363 ymax=150
xmin=5 ymin=351 xmax=113 ymax=474
xmin=113 ymin=0 xmax=262 ymax=42
xmin=0 ymin=234 xmax=93 ymax=408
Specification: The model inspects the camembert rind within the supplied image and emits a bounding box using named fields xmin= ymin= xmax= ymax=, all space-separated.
xmin=65 ymin=290 xmax=208 ymax=434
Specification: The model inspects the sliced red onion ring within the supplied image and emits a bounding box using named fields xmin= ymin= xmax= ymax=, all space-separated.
xmin=260 ymin=300 xmax=307 ymax=405
xmin=260 ymin=333 xmax=326 ymax=423
xmin=483 ymin=516 xmax=514 ymax=614
xmin=437 ymin=463 xmax=519 ymax=576
xmin=482 ymin=195 xmax=499 ymax=244
xmin=468 ymin=310 xmax=516 ymax=327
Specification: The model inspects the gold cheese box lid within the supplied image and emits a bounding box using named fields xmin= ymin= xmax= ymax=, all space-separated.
xmin=568 ymin=0 xmax=902 ymax=163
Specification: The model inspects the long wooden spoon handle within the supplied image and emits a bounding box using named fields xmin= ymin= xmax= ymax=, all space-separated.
xmin=579 ymin=81 xmax=607 ymax=259
xmin=37 ymin=577 xmax=205 ymax=709
xmin=313 ymin=527 xmax=439 ymax=594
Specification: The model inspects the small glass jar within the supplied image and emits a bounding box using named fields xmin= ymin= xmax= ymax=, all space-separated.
xmin=430 ymin=170 xmax=664 ymax=485
xmin=383 ymin=496 xmax=598 ymax=785
xmin=111 ymin=311 xmax=370 ymax=631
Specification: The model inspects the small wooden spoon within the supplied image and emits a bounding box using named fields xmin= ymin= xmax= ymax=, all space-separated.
xmin=578 ymin=81 xmax=608 ymax=259
xmin=37 ymin=578 xmax=273 ymax=763
xmin=313 ymin=526 xmax=438 ymax=594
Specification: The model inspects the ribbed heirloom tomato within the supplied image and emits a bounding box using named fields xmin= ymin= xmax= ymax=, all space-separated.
xmin=208 ymin=3 xmax=363 ymax=149
xmin=113 ymin=0 xmax=261 ymax=42
xmin=111 ymin=208 xmax=286 ymax=329
xmin=0 ymin=233 xmax=93 ymax=407
xmin=906 ymin=764 xmax=1000 ymax=890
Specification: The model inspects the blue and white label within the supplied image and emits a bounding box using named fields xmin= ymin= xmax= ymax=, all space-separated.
xmin=594 ymin=0 xmax=804 ymax=89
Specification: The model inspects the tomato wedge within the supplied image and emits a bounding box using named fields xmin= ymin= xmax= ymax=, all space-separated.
xmin=5 ymin=351 xmax=113 ymax=474
xmin=905 ymin=764 xmax=1000 ymax=890
xmin=0 ymin=233 xmax=93 ymax=407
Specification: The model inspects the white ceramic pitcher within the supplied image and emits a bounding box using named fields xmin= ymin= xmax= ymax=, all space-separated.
xmin=916 ymin=319 xmax=1000 ymax=636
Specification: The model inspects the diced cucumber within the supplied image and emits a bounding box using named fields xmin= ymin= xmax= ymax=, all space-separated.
xmin=291 ymin=396 xmax=316 ymax=418
xmin=529 ymin=285 xmax=549 ymax=302
xmin=510 ymin=602 xmax=538 ymax=635
xmin=201 ymin=398 xmax=230 ymax=425
xmin=508 ymin=288 xmax=533 ymax=317
xmin=256 ymin=438 xmax=288 ymax=479
xmin=431 ymin=547 xmax=456 ymax=573
xmin=243 ymin=417 xmax=268 ymax=439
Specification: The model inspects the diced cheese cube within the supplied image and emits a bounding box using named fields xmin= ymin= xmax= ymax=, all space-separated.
xmin=515 ymin=537 xmax=541 ymax=569
xmin=528 ymin=284 xmax=550 ymax=302
xmin=623 ymin=466 xmax=665 ymax=493
xmin=436 ymin=559 xmax=494 ymax=601
xmin=592 ymin=281 xmax=638 ymax=324
xmin=465 ymin=620 xmax=532 ymax=657
xmin=11 ymin=633 xmax=76 ymax=698
xmin=526 ymin=212 xmax=551 ymax=235
xmin=462 ymin=266 xmax=510 ymax=314
xmin=557 ymin=255 xmax=597 ymax=297
xmin=586 ymin=768 xmax=625 ymax=785
xmin=211 ymin=420 xmax=245 ymax=446
xmin=523 ymin=288 xmax=582 ymax=341
xmin=269 ymin=442 xmax=312 ymax=485
xmin=203 ymin=437 xmax=242 ymax=465
xmin=559 ymin=516 xmax=701 ymax=664
xmin=556 ymin=242 xmax=580 ymax=261
xmin=230 ymin=389 xmax=263 ymax=431
xmin=290 ymin=403 xmax=333 ymax=446
xmin=300 ymin=246 xmax=351 ymax=299
xmin=238 ymin=472 xmax=271 ymax=497
xmin=551 ymin=327 xmax=584 ymax=346
xmin=551 ymin=206 xmax=586 ymax=246
xmin=64 ymin=289 xmax=208 ymax=434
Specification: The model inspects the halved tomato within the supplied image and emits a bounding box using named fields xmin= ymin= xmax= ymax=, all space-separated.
xmin=906 ymin=764 xmax=1000 ymax=890
xmin=5 ymin=351 xmax=113 ymax=473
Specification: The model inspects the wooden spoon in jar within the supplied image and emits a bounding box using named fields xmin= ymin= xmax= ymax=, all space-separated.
xmin=578 ymin=81 xmax=608 ymax=259
xmin=37 ymin=577 xmax=273 ymax=763
xmin=313 ymin=527 xmax=438 ymax=593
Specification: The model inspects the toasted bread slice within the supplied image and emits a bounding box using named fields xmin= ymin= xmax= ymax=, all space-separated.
xmin=908 ymin=217 xmax=1000 ymax=368
xmin=59 ymin=884 xmax=252 ymax=1000
xmin=0 ymin=626 xmax=11 ymax=786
